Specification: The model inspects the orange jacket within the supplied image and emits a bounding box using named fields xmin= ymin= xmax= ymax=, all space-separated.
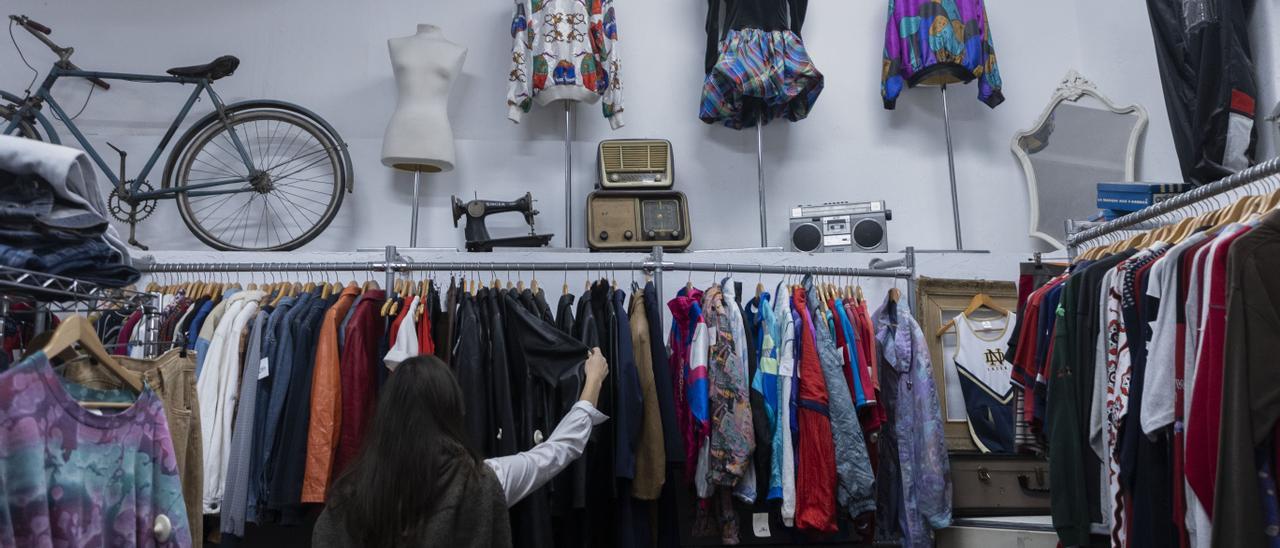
xmin=301 ymin=284 xmax=360 ymax=503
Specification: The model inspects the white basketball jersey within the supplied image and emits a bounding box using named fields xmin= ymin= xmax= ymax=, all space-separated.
xmin=953 ymin=312 xmax=1016 ymax=403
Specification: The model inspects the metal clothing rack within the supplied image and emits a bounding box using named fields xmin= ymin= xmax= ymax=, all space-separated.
xmin=137 ymin=246 xmax=918 ymax=311
xmin=1066 ymin=156 xmax=1280 ymax=257
xmin=0 ymin=265 xmax=161 ymax=352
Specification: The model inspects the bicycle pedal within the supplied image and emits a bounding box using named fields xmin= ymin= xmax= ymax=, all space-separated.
xmin=128 ymin=237 xmax=149 ymax=251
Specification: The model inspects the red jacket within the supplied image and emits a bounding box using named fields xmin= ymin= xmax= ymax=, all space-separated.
xmin=793 ymin=287 xmax=838 ymax=534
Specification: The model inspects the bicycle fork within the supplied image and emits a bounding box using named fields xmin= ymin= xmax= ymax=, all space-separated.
xmin=105 ymin=142 xmax=148 ymax=250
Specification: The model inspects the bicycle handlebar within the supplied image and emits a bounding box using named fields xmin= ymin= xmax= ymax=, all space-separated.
xmin=17 ymin=15 xmax=50 ymax=34
xmin=9 ymin=15 xmax=110 ymax=90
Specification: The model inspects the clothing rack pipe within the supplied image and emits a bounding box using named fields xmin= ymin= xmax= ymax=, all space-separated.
xmin=1067 ymin=156 xmax=1280 ymax=255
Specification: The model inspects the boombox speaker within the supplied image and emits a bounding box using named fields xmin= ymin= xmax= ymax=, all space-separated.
xmin=789 ymin=201 xmax=891 ymax=253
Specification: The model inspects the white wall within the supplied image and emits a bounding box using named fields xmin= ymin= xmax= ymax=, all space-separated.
xmin=0 ymin=0 xmax=1176 ymax=254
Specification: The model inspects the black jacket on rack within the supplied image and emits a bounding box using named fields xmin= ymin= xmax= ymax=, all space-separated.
xmin=453 ymin=293 xmax=490 ymax=456
xmin=502 ymin=290 xmax=589 ymax=548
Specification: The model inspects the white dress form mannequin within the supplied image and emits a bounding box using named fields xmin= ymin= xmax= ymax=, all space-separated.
xmin=382 ymin=24 xmax=467 ymax=173
xmin=382 ymin=24 xmax=466 ymax=245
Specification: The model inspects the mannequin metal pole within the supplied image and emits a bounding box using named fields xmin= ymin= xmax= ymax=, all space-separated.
xmin=410 ymin=170 xmax=421 ymax=247
xmin=756 ymin=115 xmax=767 ymax=247
xmin=564 ymin=102 xmax=573 ymax=248
xmin=941 ymin=84 xmax=963 ymax=250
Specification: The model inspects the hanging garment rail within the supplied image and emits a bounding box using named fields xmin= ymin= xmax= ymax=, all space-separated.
xmin=138 ymin=246 xmax=918 ymax=315
xmin=1067 ymin=156 xmax=1280 ymax=254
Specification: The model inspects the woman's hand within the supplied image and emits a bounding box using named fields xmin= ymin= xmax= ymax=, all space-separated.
xmin=579 ymin=348 xmax=608 ymax=407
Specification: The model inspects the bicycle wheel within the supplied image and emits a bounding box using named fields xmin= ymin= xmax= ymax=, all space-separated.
xmin=173 ymin=109 xmax=343 ymax=251
xmin=1 ymin=102 xmax=42 ymax=140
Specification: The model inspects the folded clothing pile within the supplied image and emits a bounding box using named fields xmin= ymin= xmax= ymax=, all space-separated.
xmin=0 ymin=136 xmax=138 ymax=287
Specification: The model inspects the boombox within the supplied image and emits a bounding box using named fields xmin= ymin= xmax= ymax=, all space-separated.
xmin=789 ymin=201 xmax=891 ymax=253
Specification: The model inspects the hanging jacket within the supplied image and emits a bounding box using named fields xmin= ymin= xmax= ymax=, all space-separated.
xmin=873 ymin=294 xmax=951 ymax=547
xmin=702 ymin=285 xmax=755 ymax=495
xmin=453 ymin=293 xmax=492 ymax=456
xmin=1146 ymin=0 xmax=1258 ymax=184
xmin=805 ymin=280 xmax=876 ymax=518
xmin=302 ymin=286 xmax=359 ymax=503
xmin=502 ymin=290 xmax=588 ymax=548
xmin=556 ymin=293 xmax=576 ymax=336
xmin=772 ymin=283 xmax=798 ymax=525
xmin=881 ymin=0 xmax=1004 ymax=110
xmin=688 ymin=295 xmax=712 ymax=493
xmin=792 ymin=285 xmax=838 ymax=534
xmin=669 ymin=288 xmax=706 ymax=481
xmin=628 ymin=290 xmax=666 ymax=500
xmin=507 ymin=0 xmax=625 ymax=129
xmin=718 ymin=282 xmax=758 ymax=504
xmin=643 ymin=281 xmax=682 ymax=463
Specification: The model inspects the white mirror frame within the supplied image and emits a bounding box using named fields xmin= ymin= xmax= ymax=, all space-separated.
xmin=1012 ymin=70 xmax=1149 ymax=249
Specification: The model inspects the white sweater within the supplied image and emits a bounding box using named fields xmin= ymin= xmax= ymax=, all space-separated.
xmin=507 ymin=0 xmax=625 ymax=129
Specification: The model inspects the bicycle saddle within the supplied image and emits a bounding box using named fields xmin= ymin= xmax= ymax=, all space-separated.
xmin=166 ymin=55 xmax=240 ymax=81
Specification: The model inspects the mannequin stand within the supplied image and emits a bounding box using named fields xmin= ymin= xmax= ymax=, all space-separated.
xmin=756 ymin=115 xmax=767 ymax=247
xmin=940 ymin=84 xmax=963 ymax=250
xmin=564 ymin=102 xmax=574 ymax=248
xmin=410 ymin=170 xmax=422 ymax=247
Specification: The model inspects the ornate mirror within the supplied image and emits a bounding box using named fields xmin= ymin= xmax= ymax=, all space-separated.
xmin=1013 ymin=70 xmax=1148 ymax=249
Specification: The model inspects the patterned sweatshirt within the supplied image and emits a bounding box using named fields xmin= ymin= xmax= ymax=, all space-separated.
xmin=881 ymin=0 xmax=1004 ymax=110
xmin=508 ymin=0 xmax=625 ymax=129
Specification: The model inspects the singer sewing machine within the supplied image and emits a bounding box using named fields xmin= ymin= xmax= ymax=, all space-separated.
xmin=451 ymin=192 xmax=554 ymax=252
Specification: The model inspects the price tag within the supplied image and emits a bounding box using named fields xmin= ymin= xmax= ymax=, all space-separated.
xmin=752 ymin=513 xmax=771 ymax=538
xmin=258 ymin=357 xmax=270 ymax=380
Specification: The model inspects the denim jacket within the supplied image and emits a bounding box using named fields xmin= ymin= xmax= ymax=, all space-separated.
xmin=873 ymin=295 xmax=952 ymax=547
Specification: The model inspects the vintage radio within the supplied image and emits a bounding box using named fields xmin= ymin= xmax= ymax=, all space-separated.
xmin=789 ymin=201 xmax=891 ymax=253
xmin=586 ymin=190 xmax=691 ymax=251
xmin=597 ymin=139 xmax=673 ymax=189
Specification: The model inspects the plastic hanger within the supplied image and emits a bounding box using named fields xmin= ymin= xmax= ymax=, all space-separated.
xmin=935 ymin=292 xmax=1007 ymax=338
xmin=42 ymin=315 xmax=143 ymax=404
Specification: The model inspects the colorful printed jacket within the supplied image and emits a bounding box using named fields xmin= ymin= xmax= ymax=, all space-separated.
xmin=508 ymin=0 xmax=625 ymax=129
xmin=668 ymin=288 xmax=705 ymax=481
xmin=881 ymin=0 xmax=1004 ymax=110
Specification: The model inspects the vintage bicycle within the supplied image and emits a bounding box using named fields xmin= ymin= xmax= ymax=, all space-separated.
xmin=2 ymin=14 xmax=353 ymax=251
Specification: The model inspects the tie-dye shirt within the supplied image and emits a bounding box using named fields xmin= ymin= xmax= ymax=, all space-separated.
xmin=881 ymin=0 xmax=1004 ymax=110
xmin=0 ymin=352 xmax=191 ymax=547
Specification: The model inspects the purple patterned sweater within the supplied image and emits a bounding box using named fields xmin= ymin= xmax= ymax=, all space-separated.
xmin=881 ymin=0 xmax=1004 ymax=110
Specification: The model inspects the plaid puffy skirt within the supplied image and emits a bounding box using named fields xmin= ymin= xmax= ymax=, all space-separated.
xmin=700 ymin=28 xmax=824 ymax=129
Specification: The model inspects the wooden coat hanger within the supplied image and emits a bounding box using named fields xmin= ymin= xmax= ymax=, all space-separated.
xmin=42 ymin=315 xmax=143 ymax=404
xmin=935 ymin=292 xmax=1008 ymax=338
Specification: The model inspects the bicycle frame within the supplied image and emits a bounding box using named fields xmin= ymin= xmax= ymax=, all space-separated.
xmin=3 ymin=62 xmax=259 ymax=201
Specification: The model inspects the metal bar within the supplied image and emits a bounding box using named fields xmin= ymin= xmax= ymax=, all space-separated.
xmin=57 ymin=69 xmax=201 ymax=85
xmin=941 ymin=84 xmax=963 ymax=250
xmin=132 ymin=176 xmax=254 ymax=199
xmin=411 ymin=172 xmax=421 ymax=247
xmin=564 ymin=102 xmax=573 ymax=248
xmin=384 ymin=246 xmax=398 ymax=291
xmin=138 ymin=259 xmax=913 ymax=278
xmin=651 ymin=246 xmax=664 ymax=306
xmin=654 ymin=261 xmax=913 ymax=279
xmin=134 ymin=82 xmax=208 ymax=184
xmin=1067 ymin=156 xmax=1280 ymax=252
xmin=757 ymin=116 xmax=767 ymax=247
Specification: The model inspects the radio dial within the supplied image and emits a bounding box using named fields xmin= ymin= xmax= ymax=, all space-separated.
xmin=599 ymin=231 xmax=609 ymax=241
xmin=624 ymin=230 xmax=634 ymax=240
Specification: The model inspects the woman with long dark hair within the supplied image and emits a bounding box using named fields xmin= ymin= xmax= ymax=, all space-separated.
xmin=313 ymin=350 xmax=609 ymax=547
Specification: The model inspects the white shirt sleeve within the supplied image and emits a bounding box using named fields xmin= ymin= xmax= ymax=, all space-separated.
xmin=484 ymin=400 xmax=608 ymax=507
xmin=383 ymin=297 xmax=420 ymax=371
